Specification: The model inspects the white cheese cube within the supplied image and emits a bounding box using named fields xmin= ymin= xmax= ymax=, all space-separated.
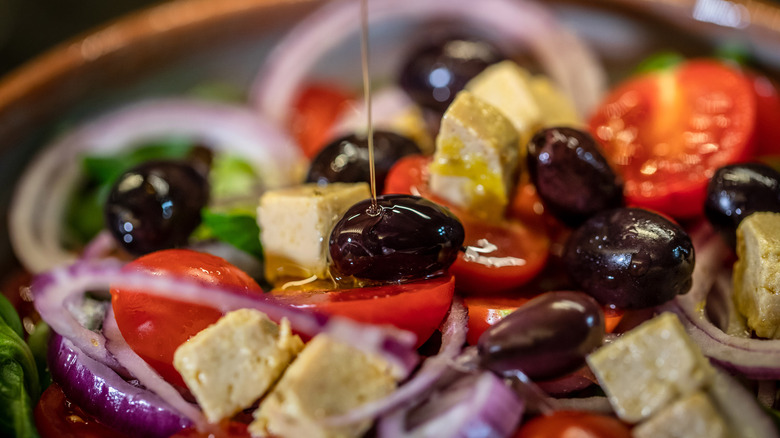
xmin=258 ymin=182 xmax=370 ymax=283
xmin=633 ymin=391 xmax=729 ymax=438
xmin=466 ymin=60 xmax=542 ymax=146
xmin=429 ymin=91 xmax=519 ymax=219
xmin=586 ymin=312 xmax=715 ymax=423
xmin=250 ymin=334 xmax=397 ymax=438
xmin=173 ymin=309 xmax=303 ymax=423
xmin=529 ymin=75 xmax=582 ymax=128
xmin=733 ymin=211 xmax=780 ymax=338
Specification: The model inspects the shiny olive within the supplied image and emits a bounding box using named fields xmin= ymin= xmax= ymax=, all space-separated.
xmin=105 ymin=161 xmax=209 ymax=255
xmin=306 ymin=131 xmax=420 ymax=194
xmin=399 ymin=36 xmax=504 ymax=114
xmin=705 ymin=163 xmax=780 ymax=248
xmin=527 ymin=127 xmax=624 ymax=227
xmin=563 ymin=208 xmax=694 ymax=309
xmin=329 ymin=194 xmax=465 ymax=282
xmin=478 ymin=291 xmax=605 ymax=381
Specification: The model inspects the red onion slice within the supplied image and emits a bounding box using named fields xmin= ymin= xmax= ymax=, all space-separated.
xmin=49 ymin=334 xmax=192 ymax=438
xmin=32 ymin=258 xmax=418 ymax=379
xmin=709 ymin=370 xmax=779 ymax=438
xmin=103 ymin=307 xmax=207 ymax=430
xmin=324 ymin=298 xmax=468 ymax=427
xmin=377 ymin=371 xmax=524 ymax=438
xmin=251 ymin=0 xmax=605 ymax=125
xmin=10 ymin=99 xmax=303 ymax=273
xmin=661 ymin=229 xmax=780 ymax=379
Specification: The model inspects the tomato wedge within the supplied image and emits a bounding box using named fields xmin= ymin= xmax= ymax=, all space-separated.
xmin=289 ymin=83 xmax=354 ymax=158
xmin=515 ymin=411 xmax=631 ymax=438
xmin=589 ymin=59 xmax=756 ymax=219
xmin=271 ymin=276 xmax=454 ymax=347
xmin=464 ymin=295 xmax=624 ymax=345
xmin=111 ymin=249 xmax=264 ymax=387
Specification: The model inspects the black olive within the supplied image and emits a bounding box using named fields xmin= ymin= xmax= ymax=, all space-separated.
xmin=105 ymin=161 xmax=209 ymax=255
xmin=705 ymin=163 xmax=780 ymax=248
xmin=563 ymin=208 xmax=694 ymax=309
xmin=527 ymin=127 xmax=624 ymax=227
xmin=306 ymin=131 xmax=420 ymax=194
xmin=329 ymin=194 xmax=464 ymax=282
xmin=399 ymin=36 xmax=504 ymax=114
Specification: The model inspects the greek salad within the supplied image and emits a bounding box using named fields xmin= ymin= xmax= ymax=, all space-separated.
xmin=2 ymin=0 xmax=780 ymax=437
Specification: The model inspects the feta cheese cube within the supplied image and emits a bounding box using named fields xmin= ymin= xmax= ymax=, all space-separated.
xmin=429 ymin=91 xmax=519 ymax=219
xmin=633 ymin=391 xmax=729 ymax=438
xmin=250 ymin=334 xmax=397 ymax=438
xmin=466 ymin=60 xmax=542 ymax=145
xmin=258 ymin=182 xmax=370 ymax=283
xmin=173 ymin=309 xmax=303 ymax=423
xmin=529 ymin=75 xmax=582 ymax=128
xmin=733 ymin=211 xmax=780 ymax=338
xmin=586 ymin=312 xmax=715 ymax=423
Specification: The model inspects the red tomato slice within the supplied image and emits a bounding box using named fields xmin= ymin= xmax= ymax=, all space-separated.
xmin=589 ymin=59 xmax=756 ymax=219
xmin=464 ymin=295 xmax=624 ymax=345
xmin=749 ymin=71 xmax=780 ymax=158
xmin=111 ymin=249 xmax=263 ymax=387
xmin=515 ymin=411 xmax=631 ymax=438
xmin=451 ymin=217 xmax=549 ymax=295
xmin=35 ymin=383 xmax=131 ymax=438
xmin=289 ymin=83 xmax=354 ymax=158
xmin=271 ymin=276 xmax=455 ymax=347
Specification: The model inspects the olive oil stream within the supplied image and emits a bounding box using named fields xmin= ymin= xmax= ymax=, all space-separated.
xmin=360 ymin=0 xmax=380 ymax=216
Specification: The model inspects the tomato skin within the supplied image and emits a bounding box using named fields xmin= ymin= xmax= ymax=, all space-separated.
xmin=515 ymin=411 xmax=631 ymax=438
xmin=35 ymin=383 xmax=132 ymax=438
xmin=590 ymin=59 xmax=756 ymax=219
xmin=290 ymin=83 xmax=354 ymax=158
xmin=271 ymin=276 xmax=454 ymax=347
xmin=111 ymin=249 xmax=263 ymax=387
xmin=750 ymin=71 xmax=780 ymax=158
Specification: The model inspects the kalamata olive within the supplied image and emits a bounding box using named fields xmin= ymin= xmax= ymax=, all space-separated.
xmin=105 ymin=161 xmax=209 ymax=255
xmin=329 ymin=194 xmax=465 ymax=282
xmin=478 ymin=291 xmax=605 ymax=381
xmin=306 ymin=131 xmax=421 ymax=194
xmin=705 ymin=163 xmax=780 ymax=248
xmin=527 ymin=127 xmax=624 ymax=227
xmin=563 ymin=208 xmax=694 ymax=309
xmin=399 ymin=36 xmax=504 ymax=114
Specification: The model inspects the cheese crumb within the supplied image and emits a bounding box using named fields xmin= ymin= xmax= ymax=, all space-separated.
xmin=633 ymin=391 xmax=729 ymax=438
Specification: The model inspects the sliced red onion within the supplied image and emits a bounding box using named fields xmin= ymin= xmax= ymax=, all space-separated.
xmin=80 ymin=230 xmax=118 ymax=261
xmin=324 ymin=298 xmax=467 ymax=427
xmin=662 ymin=229 xmax=780 ymax=379
xmin=10 ymin=98 xmax=303 ymax=273
xmin=251 ymin=0 xmax=605 ymax=125
xmin=103 ymin=307 xmax=207 ymax=430
xmin=32 ymin=258 xmax=418 ymax=379
xmin=330 ymin=87 xmax=418 ymax=137
xmin=377 ymin=371 xmax=523 ymax=438
xmin=547 ymin=396 xmax=614 ymax=415
xmin=757 ymin=380 xmax=777 ymax=409
xmin=709 ymin=370 xmax=779 ymax=438
xmin=49 ymin=334 xmax=192 ymax=438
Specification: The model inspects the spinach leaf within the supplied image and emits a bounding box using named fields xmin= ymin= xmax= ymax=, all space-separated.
xmin=0 ymin=295 xmax=23 ymax=339
xmin=26 ymin=323 xmax=51 ymax=391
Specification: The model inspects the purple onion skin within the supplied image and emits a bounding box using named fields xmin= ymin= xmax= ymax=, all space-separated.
xmin=478 ymin=291 xmax=605 ymax=381
xmin=49 ymin=334 xmax=191 ymax=438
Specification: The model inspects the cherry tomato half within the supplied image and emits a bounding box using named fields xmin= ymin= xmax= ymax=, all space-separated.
xmin=749 ymin=71 xmax=780 ymax=159
xmin=111 ymin=249 xmax=263 ymax=387
xmin=464 ymin=295 xmax=624 ymax=345
xmin=271 ymin=275 xmax=455 ymax=347
xmin=589 ymin=59 xmax=756 ymax=219
xmin=35 ymin=383 xmax=131 ymax=438
xmin=289 ymin=83 xmax=354 ymax=158
xmin=515 ymin=411 xmax=631 ymax=438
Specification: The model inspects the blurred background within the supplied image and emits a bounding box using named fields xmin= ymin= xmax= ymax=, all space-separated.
xmin=0 ymin=0 xmax=165 ymax=76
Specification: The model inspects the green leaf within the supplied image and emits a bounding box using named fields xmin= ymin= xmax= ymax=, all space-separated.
xmin=209 ymin=154 xmax=262 ymax=202
xmin=0 ymin=324 xmax=40 ymax=438
xmin=82 ymin=141 xmax=194 ymax=184
xmin=634 ymin=51 xmax=685 ymax=75
xmin=714 ymin=42 xmax=752 ymax=67
xmin=26 ymin=323 xmax=51 ymax=392
xmin=197 ymin=209 xmax=263 ymax=260
xmin=0 ymin=295 xmax=23 ymax=339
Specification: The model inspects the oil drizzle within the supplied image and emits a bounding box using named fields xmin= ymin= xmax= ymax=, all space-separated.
xmin=360 ymin=0 xmax=380 ymax=216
